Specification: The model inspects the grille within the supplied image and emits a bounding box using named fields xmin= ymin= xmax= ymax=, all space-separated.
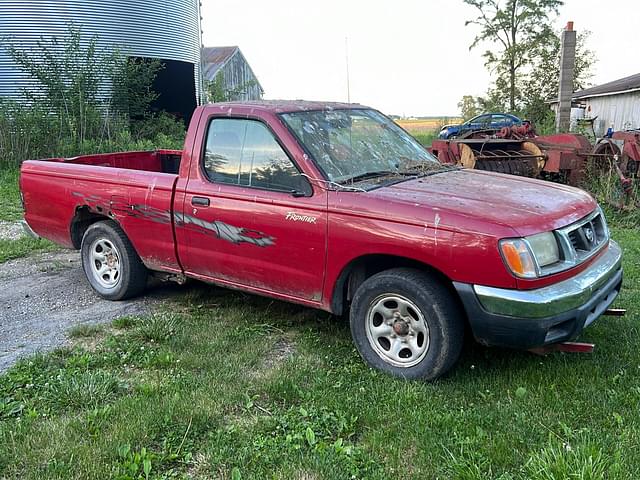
xmin=537 ymin=208 xmax=609 ymax=277
xmin=562 ymin=210 xmax=608 ymax=264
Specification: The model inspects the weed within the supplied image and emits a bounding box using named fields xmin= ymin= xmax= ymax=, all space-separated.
xmin=68 ymin=323 xmax=104 ymax=339
xmin=46 ymin=371 xmax=124 ymax=411
xmin=523 ymin=437 xmax=613 ymax=480
xmin=113 ymin=316 xmax=140 ymax=329
xmin=135 ymin=313 xmax=181 ymax=343
xmin=115 ymin=444 xmax=155 ymax=480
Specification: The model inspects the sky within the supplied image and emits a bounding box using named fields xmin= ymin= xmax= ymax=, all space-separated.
xmin=201 ymin=0 xmax=639 ymax=117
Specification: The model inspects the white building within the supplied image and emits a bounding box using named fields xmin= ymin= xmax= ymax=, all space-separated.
xmin=569 ymin=73 xmax=640 ymax=136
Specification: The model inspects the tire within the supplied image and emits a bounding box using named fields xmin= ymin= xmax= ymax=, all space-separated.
xmin=80 ymin=220 xmax=148 ymax=300
xmin=349 ymin=268 xmax=464 ymax=380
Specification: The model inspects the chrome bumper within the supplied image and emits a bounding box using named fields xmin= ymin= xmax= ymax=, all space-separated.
xmin=474 ymin=240 xmax=622 ymax=319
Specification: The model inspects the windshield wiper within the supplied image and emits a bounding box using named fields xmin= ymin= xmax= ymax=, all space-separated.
xmin=339 ymin=170 xmax=415 ymax=184
xmin=397 ymin=164 xmax=461 ymax=177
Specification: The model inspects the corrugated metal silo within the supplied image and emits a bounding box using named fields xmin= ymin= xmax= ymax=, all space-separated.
xmin=0 ymin=0 xmax=203 ymax=118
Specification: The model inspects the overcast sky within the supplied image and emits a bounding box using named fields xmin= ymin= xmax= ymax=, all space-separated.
xmin=201 ymin=0 xmax=639 ymax=117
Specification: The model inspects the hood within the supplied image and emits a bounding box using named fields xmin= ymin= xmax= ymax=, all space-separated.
xmin=365 ymin=169 xmax=597 ymax=236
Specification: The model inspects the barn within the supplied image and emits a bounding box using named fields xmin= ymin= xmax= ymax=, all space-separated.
xmin=202 ymin=46 xmax=264 ymax=102
xmin=571 ymin=73 xmax=640 ymax=136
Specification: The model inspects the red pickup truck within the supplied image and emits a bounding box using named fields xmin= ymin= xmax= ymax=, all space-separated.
xmin=20 ymin=101 xmax=623 ymax=380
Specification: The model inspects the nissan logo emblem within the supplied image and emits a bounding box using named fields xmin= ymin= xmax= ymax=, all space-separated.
xmin=584 ymin=226 xmax=595 ymax=243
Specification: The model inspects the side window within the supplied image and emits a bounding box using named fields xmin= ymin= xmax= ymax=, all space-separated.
xmin=475 ymin=115 xmax=490 ymax=126
xmin=203 ymin=118 xmax=307 ymax=193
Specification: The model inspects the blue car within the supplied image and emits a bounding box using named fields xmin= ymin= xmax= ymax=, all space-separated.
xmin=438 ymin=113 xmax=523 ymax=139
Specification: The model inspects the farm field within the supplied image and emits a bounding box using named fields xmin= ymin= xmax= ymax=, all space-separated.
xmin=395 ymin=117 xmax=462 ymax=133
xmin=395 ymin=117 xmax=463 ymax=147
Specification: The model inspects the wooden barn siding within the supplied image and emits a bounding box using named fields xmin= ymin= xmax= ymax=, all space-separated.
xmin=585 ymin=91 xmax=640 ymax=135
xmin=221 ymin=53 xmax=263 ymax=101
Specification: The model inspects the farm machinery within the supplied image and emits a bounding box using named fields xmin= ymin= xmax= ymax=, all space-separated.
xmin=429 ymin=126 xmax=640 ymax=209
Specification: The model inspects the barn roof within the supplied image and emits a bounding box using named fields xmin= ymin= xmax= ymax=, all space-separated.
xmin=202 ymin=46 xmax=238 ymax=79
xmin=201 ymin=46 xmax=263 ymax=93
xmin=573 ymin=72 xmax=640 ymax=99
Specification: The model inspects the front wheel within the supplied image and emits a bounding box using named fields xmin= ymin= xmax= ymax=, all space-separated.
xmin=350 ymin=268 xmax=464 ymax=380
xmin=81 ymin=221 xmax=148 ymax=300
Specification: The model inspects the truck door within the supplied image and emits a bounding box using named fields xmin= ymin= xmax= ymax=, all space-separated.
xmin=177 ymin=116 xmax=327 ymax=303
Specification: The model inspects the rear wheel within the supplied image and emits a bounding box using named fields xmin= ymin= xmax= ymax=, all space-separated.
xmin=350 ymin=268 xmax=464 ymax=380
xmin=81 ymin=221 xmax=148 ymax=300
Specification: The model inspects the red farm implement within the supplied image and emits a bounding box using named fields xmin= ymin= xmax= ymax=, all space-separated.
xmin=430 ymin=127 xmax=640 ymax=209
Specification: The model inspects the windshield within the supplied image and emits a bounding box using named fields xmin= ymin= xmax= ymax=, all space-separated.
xmin=280 ymin=108 xmax=447 ymax=184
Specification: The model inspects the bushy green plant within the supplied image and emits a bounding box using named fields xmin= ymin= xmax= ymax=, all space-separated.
xmin=205 ymin=71 xmax=258 ymax=103
xmin=4 ymin=24 xmax=114 ymax=146
xmin=0 ymin=24 xmax=185 ymax=169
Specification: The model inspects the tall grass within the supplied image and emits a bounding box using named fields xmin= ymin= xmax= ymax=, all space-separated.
xmin=410 ymin=130 xmax=439 ymax=148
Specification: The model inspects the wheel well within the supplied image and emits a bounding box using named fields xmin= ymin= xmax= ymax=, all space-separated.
xmin=330 ymin=254 xmax=459 ymax=316
xmin=70 ymin=206 xmax=110 ymax=249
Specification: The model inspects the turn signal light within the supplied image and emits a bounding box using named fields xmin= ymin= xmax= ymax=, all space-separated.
xmin=499 ymin=239 xmax=537 ymax=279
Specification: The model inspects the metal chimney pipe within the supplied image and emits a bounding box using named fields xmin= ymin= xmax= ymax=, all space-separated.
xmin=556 ymin=21 xmax=577 ymax=132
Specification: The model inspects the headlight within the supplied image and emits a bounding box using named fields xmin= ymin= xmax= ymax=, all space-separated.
xmin=499 ymin=232 xmax=560 ymax=278
xmin=526 ymin=232 xmax=559 ymax=267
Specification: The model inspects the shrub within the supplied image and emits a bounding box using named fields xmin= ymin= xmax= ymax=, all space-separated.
xmin=0 ymin=24 xmax=185 ymax=168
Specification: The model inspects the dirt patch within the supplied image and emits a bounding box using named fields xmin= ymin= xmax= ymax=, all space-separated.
xmin=0 ymin=249 xmax=184 ymax=373
xmin=186 ymin=452 xmax=211 ymax=480
xmin=0 ymin=220 xmax=25 ymax=241
xmin=263 ymin=337 xmax=296 ymax=370
xmin=248 ymin=336 xmax=296 ymax=382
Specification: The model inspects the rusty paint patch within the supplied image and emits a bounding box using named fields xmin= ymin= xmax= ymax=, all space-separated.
xmin=72 ymin=192 xmax=275 ymax=247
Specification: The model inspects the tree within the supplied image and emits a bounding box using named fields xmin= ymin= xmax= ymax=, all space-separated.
xmin=521 ymin=29 xmax=596 ymax=128
xmin=464 ymin=0 xmax=563 ymax=111
xmin=525 ymin=29 xmax=595 ymax=104
xmin=5 ymin=24 xmax=114 ymax=143
xmin=111 ymin=57 xmax=163 ymax=120
xmin=457 ymin=95 xmax=482 ymax=120
xmin=205 ymin=71 xmax=258 ymax=103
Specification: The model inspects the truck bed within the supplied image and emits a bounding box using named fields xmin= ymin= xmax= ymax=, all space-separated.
xmin=20 ymin=150 xmax=183 ymax=273
xmin=45 ymin=149 xmax=183 ymax=174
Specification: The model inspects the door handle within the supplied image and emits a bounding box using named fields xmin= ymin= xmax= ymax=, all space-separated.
xmin=191 ymin=196 xmax=210 ymax=207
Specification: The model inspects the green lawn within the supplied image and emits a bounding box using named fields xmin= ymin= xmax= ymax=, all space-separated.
xmin=0 ymin=168 xmax=22 ymax=222
xmin=0 ymin=224 xmax=638 ymax=479
xmin=0 ymin=167 xmax=55 ymax=261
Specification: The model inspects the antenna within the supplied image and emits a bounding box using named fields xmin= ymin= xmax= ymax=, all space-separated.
xmin=345 ymin=36 xmax=351 ymax=103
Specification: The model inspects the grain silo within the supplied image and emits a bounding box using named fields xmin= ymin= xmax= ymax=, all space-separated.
xmin=0 ymin=0 xmax=203 ymax=120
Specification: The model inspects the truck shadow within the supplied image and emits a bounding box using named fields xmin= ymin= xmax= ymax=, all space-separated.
xmin=164 ymin=279 xmax=617 ymax=383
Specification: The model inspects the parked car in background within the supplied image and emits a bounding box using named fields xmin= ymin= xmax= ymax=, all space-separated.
xmin=438 ymin=113 xmax=523 ymax=139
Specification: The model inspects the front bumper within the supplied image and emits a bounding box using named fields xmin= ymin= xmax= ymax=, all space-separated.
xmin=454 ymin=241 xmax=623 ymax=349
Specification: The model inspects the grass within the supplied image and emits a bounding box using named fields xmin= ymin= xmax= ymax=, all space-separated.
xmin=68 ymin=324 xmax=105 ymax=339
xmin=0 ymin=167 xmax=21 ymax=222
xmin=401 ymin=126 xmax=439 ymax=148
xmin=0 ymin=223 xmax=638 ymax=479
xmin=0 ymin=236 xmax=55 ymax=263
xmin=0 ymin=167 xmax=56 ymax=262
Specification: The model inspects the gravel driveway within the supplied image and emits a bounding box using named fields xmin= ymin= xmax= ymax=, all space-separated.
xmin=0 ymin=249 xmax=181 ymax=373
